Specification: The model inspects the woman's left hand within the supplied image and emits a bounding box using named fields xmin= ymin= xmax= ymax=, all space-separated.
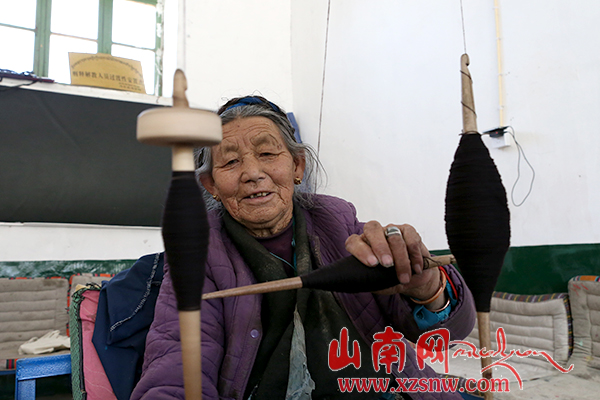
xmin=345 ymin=221 xmax=442 ymax=301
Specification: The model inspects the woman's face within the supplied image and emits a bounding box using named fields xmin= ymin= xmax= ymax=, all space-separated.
xmin=201 ymin=116 xmax=305 ymax=237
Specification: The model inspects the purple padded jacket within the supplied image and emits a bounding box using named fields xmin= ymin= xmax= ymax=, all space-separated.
xmin=131 ymin=194 xmax=476 ymax=400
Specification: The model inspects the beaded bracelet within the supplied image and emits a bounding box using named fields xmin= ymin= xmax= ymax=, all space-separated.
xmin=410 ymin=267 xmax=447 ymax=305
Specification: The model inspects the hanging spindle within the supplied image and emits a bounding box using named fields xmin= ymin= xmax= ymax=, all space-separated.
xmin=444 ymin=54 xmax=511 ymax=399
xmin=137 ymin=70 xmax=222 ymax=400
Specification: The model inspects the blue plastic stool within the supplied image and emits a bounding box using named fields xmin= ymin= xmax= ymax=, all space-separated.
xmin=15 ymin=354 xmax=71 ymax=400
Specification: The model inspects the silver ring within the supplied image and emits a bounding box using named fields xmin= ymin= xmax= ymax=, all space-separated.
xmin=385 ymin=226 xmax=402 ymax=238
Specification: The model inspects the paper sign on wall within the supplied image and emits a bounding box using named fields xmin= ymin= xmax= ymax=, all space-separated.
xmin=68 ymin=53 xmax=146 ymax=94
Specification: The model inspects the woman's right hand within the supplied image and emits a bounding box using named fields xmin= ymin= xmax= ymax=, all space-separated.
xmin=345 ymin=221 xmax=445 ymax=306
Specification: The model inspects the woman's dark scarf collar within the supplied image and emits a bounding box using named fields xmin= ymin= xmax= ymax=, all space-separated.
xmin=222 ymin=204 xmax=313 ymax=399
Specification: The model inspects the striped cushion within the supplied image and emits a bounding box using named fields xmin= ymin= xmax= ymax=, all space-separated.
xmin=468 ymin=291 xmax=571 ymax=369
xmin=0 ymin=277 xmax=70 ymax=370
xmin=490 ymin=291 xmax=573 ymax=356
xmin=425 ymin=290 xmax=573 ymax=385
xmin=568 ymin=276 xmax=600 ymax=378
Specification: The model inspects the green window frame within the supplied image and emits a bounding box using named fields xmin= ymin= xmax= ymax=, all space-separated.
xmin=1 ymin=0 xmax=164 ymax=95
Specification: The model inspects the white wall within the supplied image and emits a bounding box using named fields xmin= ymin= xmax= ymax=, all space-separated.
xmin=497 ymin=0 xmax=600 ymax=246
xmin=0 ymin=223 xmax=162 ymax=262
xmin=181 ymin=0 xmax=294 ymax=111
xmin=290 ymin=0 xmax=600 ymax=250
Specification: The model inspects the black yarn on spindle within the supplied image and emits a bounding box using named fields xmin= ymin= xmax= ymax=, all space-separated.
xmin=162 ymin=171 xmax=210 ymax=311
xmin=445 ymin=134 xmax=510 ymax=312
xmin=301 ymin=256 xmax=400 ymax=293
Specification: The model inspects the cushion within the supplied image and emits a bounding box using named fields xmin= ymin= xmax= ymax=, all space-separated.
xmin=0 ymin=277 xmax=69 ymax=369
xmin=467 ymin=292 xmax=572 ymax=370
xmin=568 ymin=276 xmax=600 ymax=379
xmin=70 ymin=285 xmax=117 ymax=400
xmin=425 ymin=291 xmax=572 ymax=385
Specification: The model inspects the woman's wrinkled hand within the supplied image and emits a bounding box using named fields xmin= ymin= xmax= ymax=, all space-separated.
xmin=345 ymin=221 xmax=441 ymax=301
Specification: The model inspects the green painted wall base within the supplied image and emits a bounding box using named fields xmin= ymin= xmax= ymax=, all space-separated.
xmin=2 ymin=243 xmax=599 ymax=295
xmin=0 ymin=259 xmax=135 ymax=279
xmin=434 ymin=243 xmax=600 ymax=295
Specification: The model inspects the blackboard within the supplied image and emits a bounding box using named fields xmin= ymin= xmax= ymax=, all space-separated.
xmin=0 ymin=85 xmax=171 ymax=226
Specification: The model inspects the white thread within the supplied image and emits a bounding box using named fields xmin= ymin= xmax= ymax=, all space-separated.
xmin=317 ymin=0 xmax=332 ymax=155
xmin=460 ymin=0 xmax=468 ymax=54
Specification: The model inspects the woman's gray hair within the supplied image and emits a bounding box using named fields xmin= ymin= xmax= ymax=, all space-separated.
xmin=194 ymin=98 xmax=324 ymax=211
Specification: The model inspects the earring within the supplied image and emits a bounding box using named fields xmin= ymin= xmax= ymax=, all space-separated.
xmin=294 ymin=177 xmax=302 ymax=185
xmin=212 ymin=194 xmax=221 ymax=202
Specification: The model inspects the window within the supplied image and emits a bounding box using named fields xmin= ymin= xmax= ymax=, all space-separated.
xmin=0 ymin=0 xmax=163 ymax=95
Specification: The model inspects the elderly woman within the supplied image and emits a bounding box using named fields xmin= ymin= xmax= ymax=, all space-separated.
xmin=131 ymin=96 xmax=476 ymax=400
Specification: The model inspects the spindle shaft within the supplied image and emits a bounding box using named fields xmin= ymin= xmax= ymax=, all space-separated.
xmin=179 ymin=310 xmax=202 ymax=400
xmin=478 ymin=312 xmax=493 ymax=400
xmin=202 ymin=254 xmax=455 ymax=300
xmin=455 ymin=54 xmax=509 ymax=400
